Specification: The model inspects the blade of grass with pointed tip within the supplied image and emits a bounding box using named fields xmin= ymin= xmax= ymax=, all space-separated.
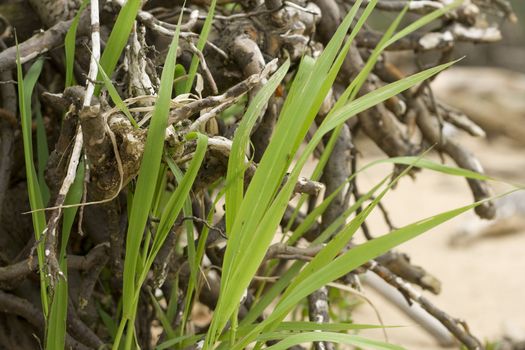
xmin=149 ymin=289 xmax=176 ymax=340
xmin=125 ymin=132 xmax=207 ymax=347
xmin=16 ymin=50 xmax=49 ymax=315
xmin=124 ymin=132 xmax=207 ymax=346
xmin=114 ymin=11 xmax=182 ymax=350
xmin=35 ymin=98 xmax=50 ymax=204
xmin=65 ymin=0 xmax=90 ymax=87
xmin=271 ymin=322 xmax=394 ymax=333
xmin=145 ymin=133 xmax=208 ymax=271
xmin=385 ymin=0 xmax=463 ymax=48
xmin=95 ymin=0 xmax=142 ymax=96
xmin=384 ymin=157 xmax=493 ymax=180
xmin=212 ymin=6 xmax=368 ymax=339
xmin=95 ymin=59 xmax=139 ymax=128
xmin=320 ymin=60 xmax=459 ymax=135
xmin=184 ymin=0 xmax=217 ymax=93
xmin=230 ymin=60 xmax=459 ymax=350
xmin=224 ymin=60 xmax=289 ymax=233
xmin=266 ymin=193 xmax=513 ymax=334
xmin=46 ymin=162 xmax=84 ymax=350
xmin=265 ymin=332 xmax=404 ymax=350
xmin=165 ymin=158 xmax=198 ymax=334
xmin=47 ymin=267 xmax=68 ymax=350
xmin=98 ymin=304 xmax=118 ymax=341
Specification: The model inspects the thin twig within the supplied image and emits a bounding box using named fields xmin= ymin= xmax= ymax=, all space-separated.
xmin=364 ymin=260 xmax=484 ymax=350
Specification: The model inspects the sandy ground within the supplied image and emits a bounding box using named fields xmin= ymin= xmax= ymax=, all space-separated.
xmin=349 ymin=133 xmax=525 ymax=349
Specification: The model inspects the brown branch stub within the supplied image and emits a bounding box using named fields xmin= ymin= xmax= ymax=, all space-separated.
xmin=376 ymin=251 xmax=441 ymax=294
xmin=0 ymin=17 xmax=85 ymax=73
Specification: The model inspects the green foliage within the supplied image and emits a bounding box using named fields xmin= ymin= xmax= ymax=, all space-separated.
xmin=183 ymin=0 xmax=217 ymax=93
xmin=95 ymin=0 xmax=142 ymax=96
xmin=19 ymin=1 xmax=523 ymax=349
xmin=46 ymin=162 xmax=85 ymax=350
xmin=64 ymin=0 xmax=90 ymax=87
xmin=204 ymin=3 xmax=467 ymax=348
xmin=114 ymin=11 xmax=185 ymax=349
xmin=16 ymin=53 xmax=49 ymax=316
xmin=95 ymin=60 xmax=139 ymax=128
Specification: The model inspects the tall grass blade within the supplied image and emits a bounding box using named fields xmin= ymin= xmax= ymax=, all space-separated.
xmin=264 ymin=332 xmax=404 ymax=350
xmin=35 ymin=97 xmax=50 ymax=204
xmin=65 ymin=0 xmax=90 ymax=87
xmin=95 ymin=60 xmax=139 ymax=128
xmin=46 ymin=163 xmax=84 ymax=350
xmin=95 ymin=0 xmax=142 ymax=95
xmin=225 ymin=60 xmax=289 ymax=233
xmin=229 ymin=59 xmax=458 ymax=350
xmin=115 ymin=10 xmax=183 ymax=350
xmin=184 ymin=0 xmax=217 ymax=93
xmin=16 ymin=50 xmax=49 ymax=315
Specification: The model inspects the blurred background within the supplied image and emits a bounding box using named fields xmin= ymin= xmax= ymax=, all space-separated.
xmin=353 ymin=1 xmax=525 ymax=348
xmin=459 ymin=0 xmax=525 ymax=72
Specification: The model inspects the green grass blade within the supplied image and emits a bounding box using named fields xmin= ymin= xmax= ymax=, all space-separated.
xmin=95 ymin=0 xmax=142 ymax=96
xmin=230 ymin=60 xmax=459 ymax=350
xmin=34 ymin=97 xmax=50 ymax=204
xmin=184 ymin=0 xmax=217 ymax=93
xmin=225 ymin=60 xmax=289 ymax=233
xmin=174 ymin=64 xmax=187 ymax=95
xmin=166 ymin=274 xmax=179 ymax=324
xmin=385 ymin=0 xmax=463 ymax=47
xmin=320 ymin=60 xmax=459 ymax=135
xmin=149 ymin=289 xmax=176 ymax=340
xmin=16 ymin=50 xmax=49 ymax=315
xmin=166 ymin=159 xmax=198 ymax=333
xmin=95 ymin=60 xmax=139 ymax=128
xmin=147 ymin=132 xmax=208 ymax=268
xmin=65 ymin=0 xmax=90 ymax=87
xmin=98 ymin=304 xmax=118 ymax=341
xmin=128 ymin=132 xmax=207 ymax=345
xmin=115 ymin=12 xmax=182 ymax=349
xmin=272 ymin=322 xmax=393 ymax=332
xmin=156 ymin=334 xmax=204 ymax=350
xmin=382 ymin=157 xmax=493 ymax=180
xmin=46 ymin=162 xmax=84 ymax=350
xmin=47 ymin=268 xmax=68 ymax=350
xmin=265 ymin=332 xmax=404 ymax=350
